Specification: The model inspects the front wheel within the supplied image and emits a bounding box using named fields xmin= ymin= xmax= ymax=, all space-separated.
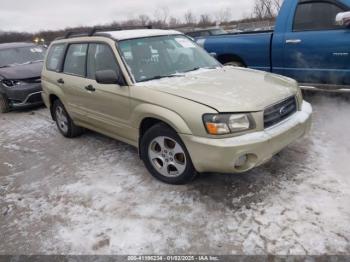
xmin=141 ymin=123 xmax=197 ymax=185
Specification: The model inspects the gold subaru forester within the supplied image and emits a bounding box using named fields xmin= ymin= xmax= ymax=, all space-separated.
xmin=41 ymin=29 xmax=312 ymax=184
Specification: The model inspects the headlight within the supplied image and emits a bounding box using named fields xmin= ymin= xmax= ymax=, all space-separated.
xmin=1 ymin=80 xmax=24 ymax=88
xmin=203 ymin=113 xmax=254 ymax=135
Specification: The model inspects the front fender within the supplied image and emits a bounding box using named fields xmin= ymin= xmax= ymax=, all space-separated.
xmin=131 ymin=103 xmax=192 ymax=135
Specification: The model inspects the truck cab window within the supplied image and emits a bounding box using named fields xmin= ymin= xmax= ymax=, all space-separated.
xmin=293 ymin=2 xmax=345 ymax=31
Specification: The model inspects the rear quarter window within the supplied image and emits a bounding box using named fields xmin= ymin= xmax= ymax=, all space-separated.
xmin=46 ymin=44 xmax=66 ymax=72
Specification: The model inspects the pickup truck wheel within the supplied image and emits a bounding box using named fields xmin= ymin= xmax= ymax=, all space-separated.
xmin=224 ymin=61 xmax=244 ymax=67
xmin=141 ymin=123 xmax=197 ymax=185
xmin=53 ymin=100 xmax=83 ymax=138
xmin=0 ymin=94 xmax=10 ymax=113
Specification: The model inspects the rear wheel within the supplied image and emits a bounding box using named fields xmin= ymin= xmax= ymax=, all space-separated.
xmin=53 ymin=100 xmax=83 ymax=138
xmin=0 ymin=94 xmax=10 ymax=113
xmin=141 ymin=123 xmax=197 ymax=185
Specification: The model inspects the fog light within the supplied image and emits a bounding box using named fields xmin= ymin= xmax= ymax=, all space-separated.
xmin=235 ymin=155 xmax=248 ymax=168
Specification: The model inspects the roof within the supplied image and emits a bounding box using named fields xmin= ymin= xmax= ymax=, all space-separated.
xmin=97 ymin=29 xmax=182 ymax=41
xmin=0 ymin=42 xmax=35 ymax=50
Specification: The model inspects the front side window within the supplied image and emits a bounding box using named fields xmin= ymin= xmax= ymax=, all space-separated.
xmin=87 ymin=43 xmax=119 ymax=79
xmin=46 ymin=44 xmax=65 ymax=71
xmin=118 ymin=35 xmax=220 ymax=83
xmin=0 ymin=45 xmax=45 ymax=68
xmin=63 ymin=43 xmax=88 ymax=77
xmin=293 ymin=2 xmax=345 ymax=31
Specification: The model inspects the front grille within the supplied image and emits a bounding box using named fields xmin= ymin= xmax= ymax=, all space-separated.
xmin=26 ymin=93 xmax=42 ymax=103
xmin=264 ymin=96 xmax=297 ymax=128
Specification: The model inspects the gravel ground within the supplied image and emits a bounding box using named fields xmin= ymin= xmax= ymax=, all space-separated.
xmin=0 ymin=93 xmax=350 ymax=255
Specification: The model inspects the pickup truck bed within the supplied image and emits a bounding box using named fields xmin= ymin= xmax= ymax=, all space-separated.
xmin=197 ymin=0 xmax=350 ymax=91
xmin=200 ymin=31 xmax=273 ymax=72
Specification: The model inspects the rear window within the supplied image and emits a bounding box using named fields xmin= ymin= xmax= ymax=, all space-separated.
xmin=63 ymin=44 xmax=88 ymax=77
xmin=46 ymin=44 xmax=65 ymax=71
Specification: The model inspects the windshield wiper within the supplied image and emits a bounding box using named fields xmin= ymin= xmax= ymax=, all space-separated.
xmin=138 ymin=74 xmax=184 ymax=83
xmin=183 ymin=67 xmax=201 ymax=73
xmin=28 ymin=60 xmax=44 ymax=64
xmin=183 ymin=66 xmax=219 ymax=73
xmin=16 ymin=60 xmax=44 ymax=66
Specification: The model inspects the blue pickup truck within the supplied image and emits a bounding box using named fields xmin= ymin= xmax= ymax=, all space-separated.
xmin=196 ymin=0 xmax=350 ymax=91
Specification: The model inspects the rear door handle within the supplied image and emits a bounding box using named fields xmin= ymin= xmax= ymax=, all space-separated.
xmin=57 ymin=78 xmax=64 ymax=84
xmin=85 ymin=85 xmax=96 ymax=92
xmin=286 ymin=39 xmax=302 ymax=44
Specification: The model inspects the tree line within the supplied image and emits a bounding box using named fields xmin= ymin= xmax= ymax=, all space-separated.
xmin=0 ymin=0 xmax=283 ymax=44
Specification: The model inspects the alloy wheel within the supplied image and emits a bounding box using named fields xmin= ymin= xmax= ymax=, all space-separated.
xmin=55 ymin=106 xmax=69 ymax=134
xmin=148 ymin=136 xmax=187 ymax=177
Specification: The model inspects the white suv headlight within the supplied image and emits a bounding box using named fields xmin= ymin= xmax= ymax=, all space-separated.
xmin=203 ymin=113 xmax=254 ymax=135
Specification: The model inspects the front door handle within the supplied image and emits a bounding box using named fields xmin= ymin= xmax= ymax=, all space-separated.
xmin=286 ymin=39 xmax=302 ymax=44
xmin=85 ymin=85 xmax=96 ymax=92
xmin=57 ymin=78 xmax=64 ymax=84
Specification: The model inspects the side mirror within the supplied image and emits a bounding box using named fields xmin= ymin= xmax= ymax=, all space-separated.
xmin=95 ymin=70 xmax=120 ymax=85
xmin=335 ymin=11 xmax=350 ymax=27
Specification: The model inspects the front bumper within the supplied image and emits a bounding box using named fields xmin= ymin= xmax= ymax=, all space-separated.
xmin=5 ymin=83 xmax=43 ymax=108
xmin=180 ymin=101 xmax=312 ymax=173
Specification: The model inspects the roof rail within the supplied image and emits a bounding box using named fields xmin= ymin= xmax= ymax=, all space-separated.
xmin=55 ymin=31 xmax=89 ymax=40
xmin=55 ymin=25 xmax=153 ymax=40
xmin=89 ymin=25 xmax=153 ymax=36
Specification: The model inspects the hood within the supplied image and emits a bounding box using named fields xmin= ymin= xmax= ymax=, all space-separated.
xmin=137 ymin=67 xmax=298 ymax=112
xmin=0 ymin=62 xmax=43 ymax=80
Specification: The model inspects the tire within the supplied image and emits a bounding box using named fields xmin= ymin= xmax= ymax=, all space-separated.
xmin=0 ymin=94 xmax=10 ymax=113
xmin=224 ymin=61 xmax=245 ymax=67
xmin=140 ymin=123 xmax=197 ymax=185
xmin=52 ymin=100 xmax=83 ymax=138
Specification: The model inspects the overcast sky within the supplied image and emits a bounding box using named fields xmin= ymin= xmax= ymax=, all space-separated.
xmin=0 ymin=0 xmax=254 ymax=32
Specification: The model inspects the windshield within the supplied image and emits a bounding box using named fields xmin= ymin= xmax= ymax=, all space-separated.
xmin=0 ymin=46 xmax=46 ymax=68
xmin=118 ymin=35 xmax=221 ymax=83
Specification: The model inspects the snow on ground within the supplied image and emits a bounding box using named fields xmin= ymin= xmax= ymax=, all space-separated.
xmin=0 ymin=94 xmax=350 ymax=255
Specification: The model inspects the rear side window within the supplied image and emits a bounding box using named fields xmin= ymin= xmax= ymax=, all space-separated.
xmin=46 ymin=44 xmax=65 ymax=71
xmin=87 ymin=43 xmax=119 ymax=79
xmin=293 ymin=2 xmax=345 ymax=31
xmin=63 ymin=43 xmax=88 ymax=77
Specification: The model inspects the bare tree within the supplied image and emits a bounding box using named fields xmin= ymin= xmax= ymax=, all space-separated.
xmin=138 ymin=14 xmax=150 ymax=26
xmin=253 ymin=0 xmax=283 ymax=19
xmin=169 ymin=17 xmax=180 ymax=28
xmin=154 ymin=7 xmax=170 ymax=26
xmin=215 ymin=8 xmax=232 ymax=24
xmin=272 ymin=0 xmax=283 ymax=12
xmin=198 ymin=14 xmax=212 ymax=27
xmin=184 ymin=10 xmax=196 ymax=25
xmin=254 ymin=0 xmax=272 ymax=19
